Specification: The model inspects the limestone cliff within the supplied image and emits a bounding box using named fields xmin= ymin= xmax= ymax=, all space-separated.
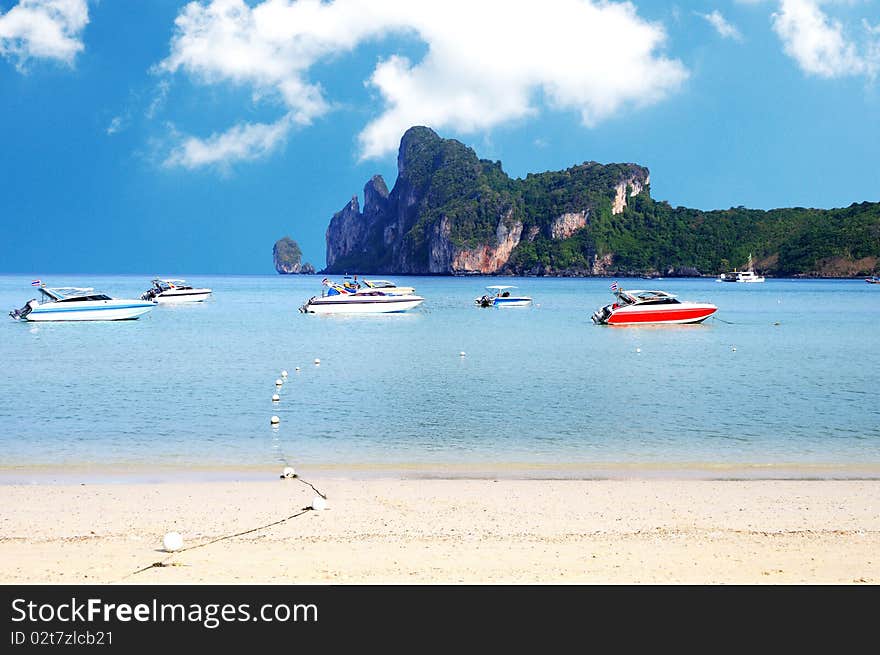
xmin=324 ymin=126 xmax=650 ymax=275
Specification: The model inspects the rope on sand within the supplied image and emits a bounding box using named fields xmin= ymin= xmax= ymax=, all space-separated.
xmin=121 ymin=507 xmax=314 ymax=580
xmin=121 ymin=476 xmax=327 ymax=581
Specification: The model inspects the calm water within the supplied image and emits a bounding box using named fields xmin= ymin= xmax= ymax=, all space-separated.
xmin=1 ymin=274 xmax=878 ymax=480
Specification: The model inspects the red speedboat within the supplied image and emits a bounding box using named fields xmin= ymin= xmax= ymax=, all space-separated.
xmin=591 ymin=287 xmax=717 ymax=326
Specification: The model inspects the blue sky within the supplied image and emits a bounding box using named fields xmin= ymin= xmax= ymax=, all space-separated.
xmin=1 ymin=0 xmax=878 ymax=274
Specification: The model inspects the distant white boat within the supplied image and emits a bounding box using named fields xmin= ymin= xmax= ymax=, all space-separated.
xmin=475 ymin=285 xmax=532 ymax=307
xmin=141 ymin=278 xmax=212 ymax=303
xmin=9 ymin=284 xmax=155 ymax=322
xmin=719 ymin=254 xmax=765 ymax=283
xmin=299 ymin=279 xmax=424 ymax=314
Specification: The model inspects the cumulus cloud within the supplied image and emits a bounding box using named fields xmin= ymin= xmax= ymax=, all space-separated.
xmin=164 ymin=114 xmax=294 ymax=170
xmin=0 ymin=0 xmax=88 ymax=70
xmin=157 ymin=0 xmax=687 ymax=167
xmin=698 ymin=10 xmax=743 ymax=40
xmin=772 ymin=0 xmax=878 ymax=78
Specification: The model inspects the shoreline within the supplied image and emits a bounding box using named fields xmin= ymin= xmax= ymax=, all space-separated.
xmin=1 ymin=478 xmax=877 ymax=584
xmin=3 ymin=460 xmax=880 ymax=484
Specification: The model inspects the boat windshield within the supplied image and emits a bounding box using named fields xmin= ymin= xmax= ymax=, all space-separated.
xmin=363 ymin=279 xmax=396 ymax=288
xmin=616 ymin=289 xmax=679 ymax=305
xmin=153 ymin=279 xmax=190 ymax=291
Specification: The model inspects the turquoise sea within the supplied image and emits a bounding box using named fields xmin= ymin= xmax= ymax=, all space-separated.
xmin=1 ymin=274 xmax=878 ymax=481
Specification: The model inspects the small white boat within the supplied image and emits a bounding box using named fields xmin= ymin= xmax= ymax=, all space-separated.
xmin=9 ymin=284 xmax=155 ymax=322
xmin=300 ymin=279 xmax=424 ymax=314
xmin=141 ymin=278 xmax=212 ymax=303
xmin=475 ymin=285 xmax=532 ymax=307
xmin=719 ymin=254 xmax=765 ymax=283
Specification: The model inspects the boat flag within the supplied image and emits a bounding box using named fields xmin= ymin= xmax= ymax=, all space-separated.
xmin=31 ymin=279 xmax=41 ymax=287
xmin=610 ymin=281 xmax=619 ymax=292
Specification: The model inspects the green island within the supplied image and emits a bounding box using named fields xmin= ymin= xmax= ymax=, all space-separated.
xmin=324 ymin=126 xmax=879 ymax=277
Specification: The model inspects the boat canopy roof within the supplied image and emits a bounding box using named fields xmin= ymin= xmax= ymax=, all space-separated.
xmin=39 ymin=287 xmax=113 ymax=302
xmin=487 ymin=285 xmax=516 ymax=290
xmin=40 ymin=287 xmax=95 ymax=300
xmin=362 ymin=279 xmax=396 ymax=288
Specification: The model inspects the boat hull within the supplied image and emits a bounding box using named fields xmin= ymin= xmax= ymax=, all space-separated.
xmin=154 ymin=289 xmax=212 ymax=303
xmin=23 ymin=300 xmax=156 ymax=321
xmin=492 ymin=297 xmax=532 ymax=307
xmin=302 ymin=295 xmax=424 ymax=314
xmin=598 ymin=303 xmax=717 ymax=325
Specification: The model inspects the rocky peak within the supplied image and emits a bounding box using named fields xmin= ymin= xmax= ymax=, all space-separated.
xmin=273 ymin=236 xmax=302 ymax=274
xmin=363 ymin=175 xmax=389 ymax=219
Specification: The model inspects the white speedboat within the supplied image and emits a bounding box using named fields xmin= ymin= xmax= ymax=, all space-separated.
xmin=299 ymin=279 xmax=424 ymax=314
xmin=591 ymin=286 xmax=717 ymax=325
xmin=719 ymin=254 xmax=765 ymax=283
xmin=475 ymin=285 xmax=532 ymax=307
xmin=9 ymin=284 xmax=155 ymax=321
xmin=141 ymin=278 xmax=212 ymax=303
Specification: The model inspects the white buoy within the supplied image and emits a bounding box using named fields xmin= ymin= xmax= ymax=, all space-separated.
xmin=311 ymin=495 xmax=327 ymax=511
xmin=636 ymin=347 xmax=641 ymax=353
xmin=275 ymin=378 xmax=283 ymax=387
xmin=281 ymin=370 xmax=288 ymax=378
xmin=295 ymin=367 xmax=301 ymax=372
xmin=459 ymin=351 xmax=466 ymax=357
xmin=731 ymin=346 xmax=737 ymax=352
xmin=163 ymin=532 xmax=183 ymax=552
xmin=270 ymin=415 xmax=280 ymax=424
xmin=272 ymin=394 xmax=280 ymax=402
xmin=282 ymin=466 xmax=296 ymax=479
xmin=314 ymin=358 xmax=321 ymax=365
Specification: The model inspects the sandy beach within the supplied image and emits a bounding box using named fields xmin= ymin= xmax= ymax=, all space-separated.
xmin=1 ymin=477 xmax=878 ymax=584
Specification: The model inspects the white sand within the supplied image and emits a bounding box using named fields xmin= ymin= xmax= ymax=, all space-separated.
xmin=1 ymin=479 xmax=878 ymax=583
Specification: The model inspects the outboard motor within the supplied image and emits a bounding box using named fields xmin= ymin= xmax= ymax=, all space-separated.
xmin=591 ymin=304 xmax=612 ymax=325
xmin=9 ymin=300 xmax=34 ymax=320
xmin=476 ymin=295 xmax=493 ymax=308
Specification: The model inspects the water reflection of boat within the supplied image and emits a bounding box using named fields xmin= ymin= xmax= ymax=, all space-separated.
xmin=591 ymin=284 xmax=717 ymax=325
xmin=299 ymin=278 xmax=424 ymax=314
xmin=475 ymin=285 xmax=532 ymax=308
xmin=9 ymin=283 xmax=155 ymax=322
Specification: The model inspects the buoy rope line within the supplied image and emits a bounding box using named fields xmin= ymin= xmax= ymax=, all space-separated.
xmin=121 ymin=505 xmax=318 ymax=581
xmin=122 ymin=369 xmax=330 ymax=581
xmin=293 ymin=474 xmax=328 ymax=499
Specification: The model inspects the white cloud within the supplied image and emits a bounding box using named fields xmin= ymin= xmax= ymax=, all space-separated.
xmin=698 ymin=10 xmax=743 ymax=40
xmin=145 ymin=79 xmax=171 ymax=120
xmin=163 ymin=114 xmax=294 ymax=170
xmin=771 ymin=0 xmax=878 ymax=78
xmin=0 ymin=0 xmax=88 ymax=70
xmin=106 ymin=115 xmax=125 ymax=135
xmin=158 ymin=0 xmax=687 ymax=166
